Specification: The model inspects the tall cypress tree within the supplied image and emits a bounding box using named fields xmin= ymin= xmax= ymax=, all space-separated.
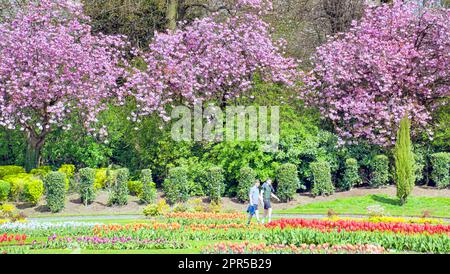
xmin=394 ymin=115 xmax=416 ymax=205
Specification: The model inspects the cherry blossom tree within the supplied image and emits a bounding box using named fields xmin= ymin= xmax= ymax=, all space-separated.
xmin=302 ymin=1 xmax=449 ymax=146
xmin=0 ymin=0 xmax=128 ymax=170
xmin=126 ymin=0 xmax=298 ymax=120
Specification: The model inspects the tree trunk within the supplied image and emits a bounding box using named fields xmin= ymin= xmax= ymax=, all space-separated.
xmin=166 ymin=0 xmax=178 ymax=31
xmin=25 ymin=135 xmax=45 ymax=172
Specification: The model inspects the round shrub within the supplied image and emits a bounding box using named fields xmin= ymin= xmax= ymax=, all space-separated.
xmin=204 ymin=166 xmax=225 ymax=204
xmin=3 ymin=173 xmax=28 ymax=201
xmin=0 ymin=180 xmax=10 ymax=202
xmin=163 ymin=167 xmax=190 ymax=205
xmin=108 ymin=168 xmax=129 ymax=206
xmin=3 ymin=173 xmax=43 ymax=204
xmin=0 ymin=166 xmax=25 ymax=179
xmin=311 ymin=161 xmax=335 ymax=196
xmin=339 ymin=158 xmax=361 ymax=191
xmin=237 ymin=166 xmax=257 ymax=203
xmin=143 ymin=199 xmax=170 ymax=217
xmin=140 ymin=169 xmax=157 ymax=204
xmin=78 ymin=168 xmax=96 ymax=205
xmin=44 ymin=172 xmax=66 ymax=213
xmin=430 ymin=152 xmax=450 ymax=189
xmin=276 ymin=163 xmax=301 ymax=202
xmin=127 ymin=180 xmax=143 ymax=196
xmin=370 ymin=155 xmax=390 ymax=187
xmin=23 ymin=178 xmax=44 ymax=205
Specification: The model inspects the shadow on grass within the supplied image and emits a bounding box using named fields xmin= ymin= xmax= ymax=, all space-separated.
xmin=370 ymin=195 xmax=401 ymax=206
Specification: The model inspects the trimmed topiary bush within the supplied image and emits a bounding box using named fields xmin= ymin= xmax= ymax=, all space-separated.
xmin=0 ymin=166 xmax=26 ymax=179
xmin=236 ymin=166 xmax=256 ymax=203
xmin=394 ymin=116 xmax=415 ymax=204
xmin=370 ymin=155 xmax=390 ymax=187
xmin=311 ymin=161 xmax=334 ymax=196
xmin=78 ymin=168 xmax=96 ymax=206
xmin=163 ymin=167 xmax=190 ymax=205
xmin=140 ymin=169 xmax=157 ymax=204
xmin=108 ymin=168 xmax=129 ymax=206
xmin=204 ymin=166 xmax=226 ymax=204
xmin=340 ymin=158 xmax=361 ymax=191
xmin=0 ymin=180 xmax=10 ymax=202
xmin=276 ymin=163 xmax=301 ymax=202
xmin=430 ymin=152 xmax=450 ymax=189
xmin=44 ymin=172 xmax=66 ymax=213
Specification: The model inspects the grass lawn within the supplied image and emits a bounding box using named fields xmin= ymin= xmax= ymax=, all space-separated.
xmin=276 ymin=195 xmax=450 ymax=218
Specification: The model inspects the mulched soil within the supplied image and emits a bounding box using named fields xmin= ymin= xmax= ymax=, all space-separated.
xmin=15 ymin=185 xmax=450 ymax=217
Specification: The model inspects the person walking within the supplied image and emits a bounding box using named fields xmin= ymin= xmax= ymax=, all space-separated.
xmin=247 ymin=179 xmax=262 ymax=225
xmin=261 ymin=178 xmax=280 ymax=224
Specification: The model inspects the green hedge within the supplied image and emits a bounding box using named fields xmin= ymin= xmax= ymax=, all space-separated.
xmin=204 ymin=166 xmax=226 ymax=204
xmin=237 ymin=166 xmax=257 ymax=203
xmin=310 ymin=161 xmax=334 ymax=196
xmin=430 ymin=152 xmax=450 ymax=188
xmin=78 ymin=168 xmax=96 ymax=205
xmin=44 ymin=172 xmax=66 ymax=213
xmin=276 ymin=163 xmax=300 ymax=202
xmin=108 ymin=168 xmax=130 ymax=206
xmin=370 ymin=155 xmax=390 ymax=187
xmin=163 ymin=167 xmax=190 ymax=205
xmin=140 ymin=169 xmax=157 ymax=204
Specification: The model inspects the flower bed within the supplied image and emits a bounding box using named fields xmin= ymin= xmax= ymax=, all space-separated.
xmin=162 ymin=212 xmax=246 ymax=224
xmin=326 ymin=216 xmax=444 ymax=225
xmin=0 ymin=221 xmax=99 ymax=237
xmin=0 ymin=233 xmax=27 ymax=245
xmin=266 ymin=219 xmax=450 ymax=235
xmin=265 ymin=227 xmax=450 ymax=253
xmin=31 ymin=235 xmax=186 ymax=250
xmin=202 ymin=242 xmax=386 ymax=254
xmin=2 ymin=214 xmax=449 ymax=254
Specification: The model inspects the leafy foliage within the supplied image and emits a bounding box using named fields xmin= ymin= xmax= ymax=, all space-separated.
xmin=0 ymin=180 xmax=10 ymax=202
